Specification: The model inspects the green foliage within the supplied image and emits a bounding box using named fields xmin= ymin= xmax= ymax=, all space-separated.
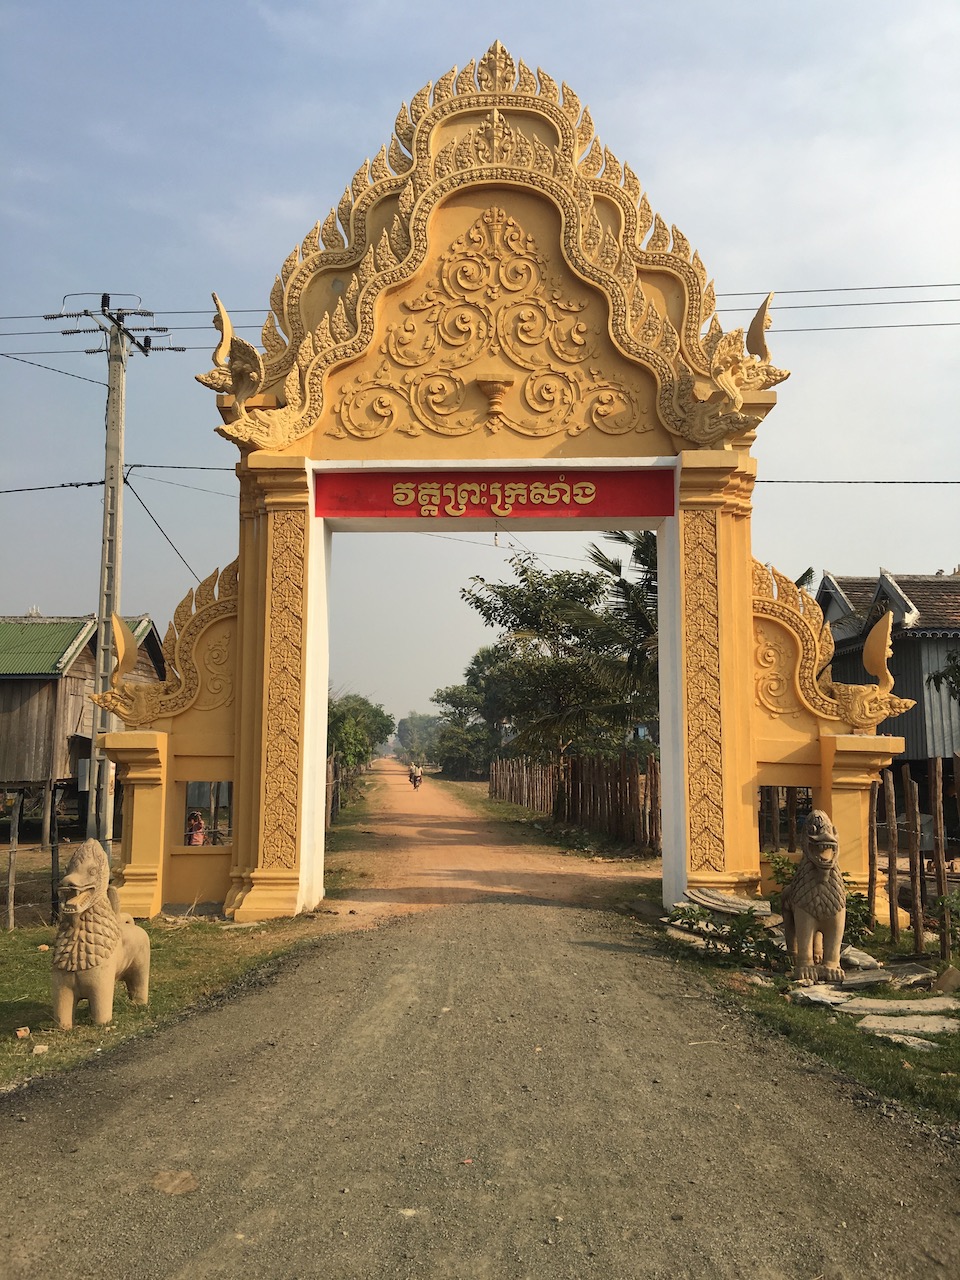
xmin=935 ymin=889 xmax=960 ymax=951
xmin=843 ymin=890 xmax=872 ymax=945
xmin=328 ymin=694 xmax=395 ymax=805
xmin=453 ymin=538 xmax=659 ymax=760
xmin=927 ymin=649 xmax=960 ymax=705
xmin=395 ymin=712 xmax=440 ymax=764
xmin=433 ymin=722 xmax=491 ymax=780
xmin=667 ymin=904 xmax=787 ymax=969
xmin=765 ymin=852 xmax=798 ymax=888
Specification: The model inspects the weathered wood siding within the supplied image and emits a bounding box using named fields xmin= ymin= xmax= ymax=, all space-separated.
xmin=0 ymin=679 xmax=56 ymax=782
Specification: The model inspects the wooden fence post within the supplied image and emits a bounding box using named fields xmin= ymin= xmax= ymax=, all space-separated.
xmin=50 ymin=784 xmax=64 ymax=924
xmin=5 ymin=790 xmax=23 ymax=931
xmin=883 ymin=768 xmax=900 ymax=943
xmin=867 ymin=779 xmax=879 ymax=928
xmin=786 ymin=788 xmax=798 ymax=852
xmin=930 ymin=757 xmax=951 ymax=962
xmin=903 ymin=766 xmax=925 ymax=957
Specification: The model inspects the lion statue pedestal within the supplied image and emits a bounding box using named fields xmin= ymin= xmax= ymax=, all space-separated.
xmin=51 ymin=839 xmax=151 ymax=1029
xmin=781 ymin=810 xmax=846 ymax=984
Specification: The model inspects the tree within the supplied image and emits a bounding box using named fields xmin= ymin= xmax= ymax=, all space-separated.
xmin=395 ymin=712 xmax=440 ymax=764
xmin=328 ymin=693 xmax=395 ymax=772
xmin=928 ymin=650 xmax=960 ymax=704
xmin=456 ymin=550 xmax=658 ymax=759
xmin=430 ymin=680 xmax=498 ymax=778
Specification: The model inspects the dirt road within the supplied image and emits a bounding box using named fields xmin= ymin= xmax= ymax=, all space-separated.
xmin=2 ymin=761 xmax=960 ymax=1279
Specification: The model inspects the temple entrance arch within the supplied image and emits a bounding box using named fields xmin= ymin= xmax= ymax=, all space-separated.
xmin=100 ymin=44 xmax=909 ymax=921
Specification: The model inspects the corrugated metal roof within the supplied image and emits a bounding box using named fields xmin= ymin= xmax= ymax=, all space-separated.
xmin=0 ymin=615 xmax=155 ymax=678
xmin=0 ymin=617 xmax=96 ymax=676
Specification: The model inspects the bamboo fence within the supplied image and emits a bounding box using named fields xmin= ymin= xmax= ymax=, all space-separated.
xmin=489 ymin=753 xmax=662 ymax=853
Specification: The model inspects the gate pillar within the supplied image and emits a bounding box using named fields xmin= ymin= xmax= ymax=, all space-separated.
xmin=664 ymin=451 xmax=760 ymax=903
xmin=229 ymin=454 xmax=313 ymax=922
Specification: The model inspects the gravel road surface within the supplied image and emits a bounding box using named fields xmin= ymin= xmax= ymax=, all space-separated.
xmin=2 ymin=762 xmax=959 ymax=1279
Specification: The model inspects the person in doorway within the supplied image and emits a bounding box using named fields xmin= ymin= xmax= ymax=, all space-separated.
xmin=186 ymin=811 xmax=206 ymax=845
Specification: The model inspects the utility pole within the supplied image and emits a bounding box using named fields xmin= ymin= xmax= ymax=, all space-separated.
xmin=46 ymin=294 xmax=180 ymax=855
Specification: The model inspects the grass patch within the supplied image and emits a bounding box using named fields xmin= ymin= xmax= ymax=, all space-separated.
xmin=0 ymin=844 xmax=370 ymax=1094
xmin=740 ymin=978 xmax=960 ymax=1125
xmin=324 ymin=774 xmax=380 ymax=855
xmin=653 ymin=905 xmax=960 ymax=1126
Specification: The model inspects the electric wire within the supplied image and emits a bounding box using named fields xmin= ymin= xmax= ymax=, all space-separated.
xmin=122 ymin=476 xmax=201 ymax=582
xmin=5 ymin=283 xmax=960 ymax=323
xmin=4 ymin=474 xmax=956 ymax=499
xmin=0 ymin=352 xmax=108 ymax=385
xmin=7 ymin=314 xmax=960 ymax=357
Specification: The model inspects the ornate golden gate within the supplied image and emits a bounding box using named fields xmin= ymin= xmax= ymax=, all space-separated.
xmin=98 ymin=45 xmax=909 ymax=920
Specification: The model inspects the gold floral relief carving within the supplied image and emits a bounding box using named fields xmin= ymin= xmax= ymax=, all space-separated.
xmin=261 ymin=510 xmax=306 ymax=871
xmin=682 ymin=509 xmax=725 ymax=873
xmin=751 ymin=561 xmax=914 ymax=731
xmin=330 ymin=207 xmax=643 ymax=441
xmin=197 ymin=42 xmax=788 ymax=454
xmin=193 ymin=620 xmax=236 ymax=712
xmin=754 ymin=620 xmax=801 ymax=718
xmin=92 ymin=562 xmax=239 ymax=728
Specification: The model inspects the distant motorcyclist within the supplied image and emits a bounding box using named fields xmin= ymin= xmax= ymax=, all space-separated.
xmin=410 ymin=763 xmax=423 ymax=790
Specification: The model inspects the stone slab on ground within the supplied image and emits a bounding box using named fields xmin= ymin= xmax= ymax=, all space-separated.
xmin=790 ymin=985 xmax=853 ymax=1008
xmin=838 ymin=996 xmax=960 ymax=1017
xmin=841 ymin=970 xmax=895 ymax=991
xmin=683 ymin=887 xmax=771 ymax=916
xmin=888 ymin=964 xmax=938 ymax=990
xmin=857 ymin=1014 xmax=959 ymax=1036
xmin=841 ymin=945 xmax=882 ymax=970
xmin=869 ymin=1032 xmax=939 ymax=1052
xmin=665 ymin=926 xmax=710 ymax=951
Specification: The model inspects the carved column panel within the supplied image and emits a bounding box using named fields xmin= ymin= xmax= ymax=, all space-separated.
xmin=677 ymin=452 xmax=760 ymax=896
xmin=231 ymin=456 xmax=311 ymax=922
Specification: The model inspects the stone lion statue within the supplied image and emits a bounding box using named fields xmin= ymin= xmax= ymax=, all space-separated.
xmin=781 ymin=810 xmax=846 ymax=984
xmin=51 ymin=839 xmax=151 ymax=1029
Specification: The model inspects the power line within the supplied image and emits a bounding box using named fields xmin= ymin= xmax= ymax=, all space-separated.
xmin=7 ymin=316 xmax=960 ymax=358
xmin=129 ymin=473 xmax=237 ymax=498
xmin=0 ymin=352 xmax=108 ymax=385
xmin=126 ymin=463 xmax=234 ymax=471
xmin=717 ymin=297 xmax=960 ymax=314
xmin=4 ymin=283 xmax=960 ymax=323
xmin=716 ymin=282 xmax=960 ymax=297
xmin=0 ymin=480 xmax=103 ymax=495
xmin=123 ymin=476 xmax=201 ymax=582
xmin=8 ymin=298 xmax=960 ymax=336
xmin=4 ymin=475 xmax=956 ymax=500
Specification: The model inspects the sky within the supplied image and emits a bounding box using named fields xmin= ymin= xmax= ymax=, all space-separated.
xmin=2 ymin=1 xmax=959 ymax=726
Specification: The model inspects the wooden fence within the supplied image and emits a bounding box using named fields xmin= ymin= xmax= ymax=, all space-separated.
xmin=489 ymin=753 xmax=662 ymax=853
xmin=760 ymin=756 xmax=960 ymax=962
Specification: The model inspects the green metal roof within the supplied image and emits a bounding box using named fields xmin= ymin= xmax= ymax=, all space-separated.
xmin=0 ymin=617 xmax=96 ymax=677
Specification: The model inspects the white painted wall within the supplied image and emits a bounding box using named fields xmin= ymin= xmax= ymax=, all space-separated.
xmin=656 ymin=510 xmax=688 ymax=907
xmin=297 ymin=513 xmax=332 ymax=911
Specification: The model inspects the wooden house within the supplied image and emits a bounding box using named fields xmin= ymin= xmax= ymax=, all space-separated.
xmin=0 ymin=614 xmax=164 ymax=841
xmin=816 ymin=571 xmax=960 ymax=824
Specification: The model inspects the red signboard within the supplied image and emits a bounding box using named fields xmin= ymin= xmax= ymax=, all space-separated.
xmin=314 ymin=469 xmax=675 ymax=521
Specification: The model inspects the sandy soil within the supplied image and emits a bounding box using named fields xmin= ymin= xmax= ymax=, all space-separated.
xmin=323 ymin=759 xmax=659 ymax=922
xmin=3 ymin=760 xmax=960 ymax=1279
